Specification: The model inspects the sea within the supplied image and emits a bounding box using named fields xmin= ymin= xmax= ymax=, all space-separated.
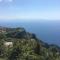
xmin=0 ymin=20 xmax=60 ymax=46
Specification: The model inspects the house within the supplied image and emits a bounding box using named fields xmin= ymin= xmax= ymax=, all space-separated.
xmin=4 ymin=42 xmax=13 ymax=47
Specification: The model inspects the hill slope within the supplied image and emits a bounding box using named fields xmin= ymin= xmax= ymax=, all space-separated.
xmin=0 ymin=27 xmax=60 ymax=60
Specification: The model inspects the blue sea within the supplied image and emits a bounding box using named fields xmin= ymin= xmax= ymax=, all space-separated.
xmin=0 ymin=20 xmax=60 ymax=46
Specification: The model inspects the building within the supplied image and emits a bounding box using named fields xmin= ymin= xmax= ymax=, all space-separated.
xmin=4 ymin=42 xmax=13 ymax=47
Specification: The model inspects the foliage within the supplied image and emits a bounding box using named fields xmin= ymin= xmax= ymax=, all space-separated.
xmin=0 ymin=27 xmax=60 ymax=60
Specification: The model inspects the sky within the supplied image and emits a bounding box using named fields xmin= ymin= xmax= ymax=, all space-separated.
xmin=0 ymin=0 xmax=60 ymax=21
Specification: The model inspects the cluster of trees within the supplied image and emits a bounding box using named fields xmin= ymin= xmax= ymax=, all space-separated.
xmin=0 ymin=27 xmax=60 ymax=60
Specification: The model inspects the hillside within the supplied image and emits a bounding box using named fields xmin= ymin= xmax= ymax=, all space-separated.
xmin=0 ymin=26 xmax=60 ymax=60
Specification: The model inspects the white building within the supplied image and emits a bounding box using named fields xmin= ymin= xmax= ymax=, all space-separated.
xmin=4 ymin=42 xmax=13 ymax=47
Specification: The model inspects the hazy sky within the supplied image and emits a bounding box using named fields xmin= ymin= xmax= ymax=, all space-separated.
xmin=0 ymin=0 xmax=60 ymax=20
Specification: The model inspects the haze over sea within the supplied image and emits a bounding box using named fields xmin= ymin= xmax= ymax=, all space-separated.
xmin=0 ymin=20 xmax=60 ymax=46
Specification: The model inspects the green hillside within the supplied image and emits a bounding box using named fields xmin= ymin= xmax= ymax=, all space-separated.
xmin=0 ymin=27 xmax=60 ymax=60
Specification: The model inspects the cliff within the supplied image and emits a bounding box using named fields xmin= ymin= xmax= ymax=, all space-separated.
xmin=0 ymin=26 xmax=60 ymax=60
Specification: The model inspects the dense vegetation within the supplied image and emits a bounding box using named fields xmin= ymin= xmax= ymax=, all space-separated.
xmin=0 ymin=27 xmax=60 ymax=60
